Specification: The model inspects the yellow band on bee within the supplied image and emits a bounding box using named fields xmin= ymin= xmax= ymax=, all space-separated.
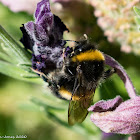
xmin=72 ymin=50 xmax=105 ymax=62
xmin=59 ymin=87 xmax=94 ymax=101
xmin=59 ymin=87 xmax=80 ymax=101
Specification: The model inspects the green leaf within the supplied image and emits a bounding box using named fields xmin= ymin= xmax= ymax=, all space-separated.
xmin=31 ymin=96 xmax=97 ymax=137
xmin=0 ymin=25 xmax=44 ymax=84
xmin=134 ymin=17 xmax=140 ymax=26
xmin=133 ymin=6 xmax=140 ymax=16
xmin=0 ymin=25 xmax=31 ymax=64
xmin=31 ymin=97 xmax=65 ymax=111
xmin=0 ymin=60 xmax=43 ymax=83
xmin=0 ymin=51 xmax=12 ymax=62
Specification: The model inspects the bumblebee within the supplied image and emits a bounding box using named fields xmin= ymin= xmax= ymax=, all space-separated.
xmin=32 ymin=40 xmax=115 ymax=125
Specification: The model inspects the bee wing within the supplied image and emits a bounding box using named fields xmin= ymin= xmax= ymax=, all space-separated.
xmin=68 ymin=94 xmax=94 ymax=125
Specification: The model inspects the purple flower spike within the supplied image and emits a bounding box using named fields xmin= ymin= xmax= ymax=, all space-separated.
xmin=23 ymin=0 xmax=68 ymax=47
xmin=89 ymin=96 xmax=140 ymax=134
xmin=20 ymin=0 xmax=68 ymax=74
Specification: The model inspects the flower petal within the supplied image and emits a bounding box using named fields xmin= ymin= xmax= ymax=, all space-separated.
xmin=20 ymin=24 xmax=34 ymax=51
xmin=104 ymin=54 xmax=137 ymax=99
xmin=90 ymin=97 xmax=140 ymax=134
xmin=88 ymin=96 xmax=123 ymax=112
xmin=35 ymin=0 xmax=51 ymax=23
xmin=102 ymin=132 xmax=124 ymax=140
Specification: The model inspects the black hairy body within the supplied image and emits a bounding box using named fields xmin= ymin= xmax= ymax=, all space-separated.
xmin=32 ymin=40 xmax=114 ymax=125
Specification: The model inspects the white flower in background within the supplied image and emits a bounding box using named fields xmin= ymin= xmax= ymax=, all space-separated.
xmin=0 ymin=0 xmax=40 ymax=14
xmin=0 ymin=0 xmax=74 ymax=14
xmin=89 ymin=0 xmax=140 ymax=55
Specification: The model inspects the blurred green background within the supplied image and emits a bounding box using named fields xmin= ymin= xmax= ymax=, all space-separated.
xmin=0 ymin=1 xmax=140 ymax=140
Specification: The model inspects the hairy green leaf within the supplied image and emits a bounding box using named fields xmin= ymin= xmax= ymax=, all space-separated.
xmin=134 ymin=6 xmax=140 ymax=16
xmin=0 ymin=25 xmax=31 ymax=64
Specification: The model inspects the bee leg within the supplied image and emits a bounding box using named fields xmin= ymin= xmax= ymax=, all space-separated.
xmin=71 ymin=77 xmax=79 ymax=100
xmin=71 ymin=65 xmax=82 ymax=100
xmin=40 ymin=75 xmax=48 ymax=82
xmin=31 ymin=68 xmax=49 ymax=82
xmin=103 ymin=68 xmax=116 ymax=80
